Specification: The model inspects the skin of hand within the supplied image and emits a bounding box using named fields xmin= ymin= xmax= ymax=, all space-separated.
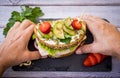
xmin=76 ymin=15 xmax=120 ymax=58
xmin=0 ymin=20 xmax=41 ymax=76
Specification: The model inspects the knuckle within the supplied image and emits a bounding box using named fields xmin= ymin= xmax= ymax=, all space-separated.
xmin=23 ymin=19 xmax=32 ymax=24
xmin=15 ymin=21 xmax=20 ymax=24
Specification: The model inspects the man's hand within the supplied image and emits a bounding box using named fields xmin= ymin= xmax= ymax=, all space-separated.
xmin=0 ymin=20 xmax=41 ymax=76
xmin=76 ymin=15 xmax=120 ymax=58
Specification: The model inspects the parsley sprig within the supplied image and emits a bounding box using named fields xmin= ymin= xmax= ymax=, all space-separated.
xmin=3 ymin=6 xmax=44 ymax=36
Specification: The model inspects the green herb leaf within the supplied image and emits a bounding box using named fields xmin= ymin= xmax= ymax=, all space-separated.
xmin=21 ymin=6 xmax=32 ymax=17
xmin=3 ymin=6 xmax=44 ymax=36
xmin=60 ymin=33 xmax=71 ymax=44
xmin=64 ymin=33 xmax=71 ymax=38
xmin=32 ymin=7 xmax=44 ymax=17
xmin=60 ymin=38 xmax=71 ymax=44
xmin=11 ymin=11 xmax=22 ymax=21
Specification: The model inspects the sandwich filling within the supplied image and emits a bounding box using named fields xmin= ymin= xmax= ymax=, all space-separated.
xmin=33 ymin=17 xmax=86 ymax=57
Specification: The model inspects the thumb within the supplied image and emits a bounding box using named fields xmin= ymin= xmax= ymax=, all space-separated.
xmin=76 ymin=44 xmax=95 ymax=54
xmin=27 ymin=51 xmax=41 ymax=61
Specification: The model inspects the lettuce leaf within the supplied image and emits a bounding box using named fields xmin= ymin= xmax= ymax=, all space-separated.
xmin=38 ymin=42 xmax=56 ymax=56
xmin=37 ymin=41 xmax=77 ymax=56
xmin=60 ymin=38 xmax=71 ymax=44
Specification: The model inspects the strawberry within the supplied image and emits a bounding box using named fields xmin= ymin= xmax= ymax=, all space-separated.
xmin=83 ymin=57 xmax=91 ymax=67
xmin=71 ymin=19 xmax=82 ymax=30
xmin=40 ymin=21 xmax=51 ymax=34
xmin=88 ymin=54 xmax=97 ymax=66
xmin=83 ymin=53 xmax=108 ymax=67
xmin=93 ymin=53 xmax=102 ymax=63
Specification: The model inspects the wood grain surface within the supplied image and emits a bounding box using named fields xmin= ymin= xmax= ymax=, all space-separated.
xmin=0 ymin=0 xmax=120 ymax=6
xmin=0 ymin=6 xmax=120 ymax=27
xmin=0 ymin=0 xmax=120 ymax=77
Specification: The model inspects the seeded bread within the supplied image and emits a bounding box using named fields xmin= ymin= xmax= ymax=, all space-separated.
xmin=34 ymin=18 xmax=86 ymax=58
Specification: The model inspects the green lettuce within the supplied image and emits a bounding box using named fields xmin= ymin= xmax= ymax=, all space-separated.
xmin=37 ymin=41 xmax=78 ymax=56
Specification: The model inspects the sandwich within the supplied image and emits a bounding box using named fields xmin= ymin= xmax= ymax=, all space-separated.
xmin=33 ymin=17 xmax=86 ymax=58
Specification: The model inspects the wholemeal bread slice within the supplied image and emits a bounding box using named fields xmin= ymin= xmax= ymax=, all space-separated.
xmin=34 ymin=17 xmax=86 ymax=58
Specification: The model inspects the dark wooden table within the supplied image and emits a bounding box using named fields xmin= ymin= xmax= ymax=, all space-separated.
xmin=0 ymin=0 xmax=120 ymax=77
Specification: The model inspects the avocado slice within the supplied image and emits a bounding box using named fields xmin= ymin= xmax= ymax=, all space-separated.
xmin=53 ymin=22 xmax=65 ymax=39
xmin=63 ymin=25 xmax=77 ymax=36
xmin=39 ymin=30 xmax=53 ymax=39
xmin=64 ymin=17 xmax=74 ymax=30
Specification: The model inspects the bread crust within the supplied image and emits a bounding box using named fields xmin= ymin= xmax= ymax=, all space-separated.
xmin=50 ymin=37 xmax=86 ymax=58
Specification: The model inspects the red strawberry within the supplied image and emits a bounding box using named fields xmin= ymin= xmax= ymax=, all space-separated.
xmin=83 ymin=57 xmax=91 ymax=67
xmin=71 ymin=19 xmax=82 ymax=30
xmin=88 ymin=54 xmax=97 ymax=66
xmin=93 ymin=53 xmax=102 ymax=63
xmin=40 ymin=21 xmax=51 ymax=34
xmin=83 ymin=53 xmax=108 ymax=67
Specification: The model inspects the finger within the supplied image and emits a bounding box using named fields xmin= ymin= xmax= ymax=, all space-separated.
xmin=22 ymin=24 xmax=35 ymax=44
xmin=16 ymin=24 xmax=34 ymax=48
xmin=20 ymin=19 xmax=34 ymax=30
xmin=76 ymin=44 xmax=95 ymax=54
xmin=10 ymin=22 xmax=21 ymax=31
xmin=6 ymin=22 xmax=21 ymax=38
xmin=83 ymin=14 xmax=102 ymax=26
xmin=13 ymin=21 xmax=21 ymax=28
xmin=84 ymin=15 xmax=107 ymax=25
xmin=82 ymin=14 xmax=93 ymax=20
xmin=27 ymin=51 xmax=41 ymax=61
xmin=83 ymin=18 xmax=96 ymax=34
xmin=83 ymin=15 xmax=99 ymax=25
xmin=7 ymin=22 xmax=21 ymax=34
xmin=82 ymin=15 xmax=101 ymax=36
xmin=83 ymin=14 xmax=100 ymax=21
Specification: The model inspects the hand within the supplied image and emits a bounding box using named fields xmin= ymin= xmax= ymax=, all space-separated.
xmin=0 ymin=20 xmax=41 ymax=75
xmin=76 ymin=15 xmax=120 ymax=58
